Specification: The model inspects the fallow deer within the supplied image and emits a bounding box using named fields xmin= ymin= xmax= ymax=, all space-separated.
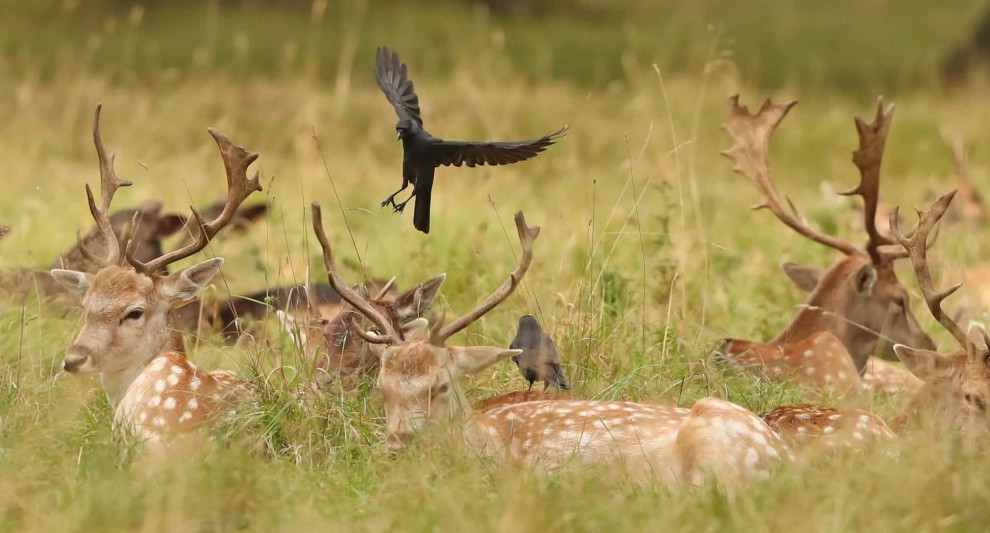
xmin=311 ymin=204 xmax=790 ymax=488
xmin=760 ymin=403 xmax=895 ymax=456
xmin=50 ymin=105 xmax=261 ymax=446
xmin=0 ymin=198 xmax=266 ymax=304
xmin=889 ymin=190 xmax=990 ymax=445
xmin=718 ymin=96 xmax=935 ymax=391
xmin=275 ymin=273 xmax=446 ymax=388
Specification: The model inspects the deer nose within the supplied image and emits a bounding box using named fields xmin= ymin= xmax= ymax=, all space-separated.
xmin=386 ymin=430 xmax=414 ymax=452
xmin=62 ymin=354 xmax=89 ymax=373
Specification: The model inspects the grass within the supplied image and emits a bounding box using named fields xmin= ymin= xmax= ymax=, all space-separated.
xmin=3 ymin=1 xmax=990 ymax=530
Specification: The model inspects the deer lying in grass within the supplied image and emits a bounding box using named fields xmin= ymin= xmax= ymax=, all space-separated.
xmin=888 ymin=191 xmax=990 ymax=445
xmin=274 ymin=274 xmax=446 ymax=388
xmin=0 ymin=196 xmax=266 ymax=303
xmin=760 ymin=403 xmax=895 ymax=455
xmin=717 ymin=96 xmax=935 ymax=393
xmin=50 ymin=105 xmax=261 ymax=447
xmin=759 ymin=191 xmax=990 ymax=453
xmin=311 ymin=204 xmax=790 ymax=488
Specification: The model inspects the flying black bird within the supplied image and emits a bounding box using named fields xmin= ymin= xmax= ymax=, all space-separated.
xmin=509 ymin=315 xmax=570 ymax=391
xmin=375 ymin=46 xmax=567 ymax=234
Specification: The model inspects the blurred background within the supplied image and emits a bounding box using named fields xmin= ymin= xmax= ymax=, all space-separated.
xmin=3 ymin=0 xmax=988 ymax=97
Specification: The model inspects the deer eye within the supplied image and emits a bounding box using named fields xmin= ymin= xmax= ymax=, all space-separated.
xmin=965 ymin=393 xmax=986 ymax=412
xmin=432 ymin=382 xmax=450 ymax=397
xmin=124 ymin=308 xmax=144 ymax=322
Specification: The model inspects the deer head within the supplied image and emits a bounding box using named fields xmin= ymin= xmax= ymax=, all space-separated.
xmin=50 ymin=105 xmax=261 ymax=408
xmin=890 ymin=191 xmax=990 ymax=443
xmin=275 ymin=275 xmax=447 ymax=386
xmin=723 ymin=96 xmax=935 ymax=371
xmin=311 ymin=203 xmax=536 ymax=451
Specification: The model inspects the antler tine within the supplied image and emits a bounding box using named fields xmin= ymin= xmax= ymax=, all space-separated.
xmin=128 ymin=128 xmax=262 ymax=274
xmin=889 ymin=190 xmax=968 ymax=349
xmin=311 ymin=202 xmax=400 ymax=343
xmin=435 ymin=211 xmax=540 ymax=344
xmin=840 ymin=97 xmax=897 ymax=264
xmin=79 ymin=104 xmax=134 ymax=268
xmin=721 ymin=95 xmax=862 ymax=257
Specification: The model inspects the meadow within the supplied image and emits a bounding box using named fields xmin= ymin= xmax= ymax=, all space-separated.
xmin=3 ymin=0 xmax=990 ymax=530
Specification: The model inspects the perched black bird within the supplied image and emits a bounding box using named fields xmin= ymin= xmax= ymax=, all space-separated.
xmin=509 ymin=315 xmax=570 ymax=391
xmin=375 ymin=46 xmax=567 ymax=234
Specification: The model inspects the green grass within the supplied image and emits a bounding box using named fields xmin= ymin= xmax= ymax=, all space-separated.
xmin=3 ymin=1 xmax=990 ymax=530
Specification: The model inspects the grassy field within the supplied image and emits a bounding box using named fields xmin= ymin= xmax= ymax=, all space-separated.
xmin=3 ymin=0 xmax=990 ymax=530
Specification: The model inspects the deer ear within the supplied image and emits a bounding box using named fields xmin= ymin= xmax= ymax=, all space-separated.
xmin=966 ymin=323 xmax=990 ymax=364
xmin=400 ymin=318 xmax=429 ymax=338
xmin=50 ymin=269 xmax=92 ymax=300
xmin=156 ymin=214 xmax=187 ymax=238
xmin=161 ymin=258 xmax=224 ymax=304
xmin=394 ymin=273 xmax=446 ymax=321
xmin=853 ymin=263 xmax=878 ymax=297
xmin=449 ymin=346 xmax=521 ymax=377
xmin=894 ymin=344 xmax=958 ymax=381
xmin=781 ymin=262 xmax=822 ymax=292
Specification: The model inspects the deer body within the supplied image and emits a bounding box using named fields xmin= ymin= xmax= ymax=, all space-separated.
xmin=467 ymin=397 xmax=788 ymax=487
xmin=719 ymin=331 xmax=922 ymax=394
xmin=760 ymin=403 xmax=895 ymax=456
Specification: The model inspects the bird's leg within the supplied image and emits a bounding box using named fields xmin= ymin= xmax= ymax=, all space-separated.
xmin=380 ymin=182 xmax=409 ymax=209
xmin=527 ymin=381 xmax=534 ymax=391
xmin=543 ymin=382 xmax=549 ymax=391
xmin=392 ymin=189 xmax=417 ymax=214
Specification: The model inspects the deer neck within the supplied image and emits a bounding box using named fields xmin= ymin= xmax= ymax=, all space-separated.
xmin=101 ymin=311 xmax=186 ymax=408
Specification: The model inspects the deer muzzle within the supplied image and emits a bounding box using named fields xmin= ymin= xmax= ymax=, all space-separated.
xmin=62 ymin=345 xmax=98 ymax=374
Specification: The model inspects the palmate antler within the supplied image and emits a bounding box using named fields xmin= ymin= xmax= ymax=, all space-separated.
xmin=722 ymin=95 xmax=904 ymax=265
xmin=77 ymin=105 xmax=134 ymax=268
xmin=844 ymin=99 xmax=902 ymax=263
xmin=889 ymin=190 xmax=968 ymax=349
xmin=126 ymin=129 xmax=262 ymax=274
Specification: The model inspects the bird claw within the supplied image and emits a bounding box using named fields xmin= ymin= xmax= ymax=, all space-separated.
xmin=380 ymin=196 xmax=397 ymax=209
xmin=393 ymin=200 xmax=410 ymax=214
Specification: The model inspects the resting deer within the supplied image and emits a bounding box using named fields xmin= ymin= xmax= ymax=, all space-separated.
xmin=274 ymin=273 xmax=446 ymax=388
xmin=887 ymin=190 xmax=990 ymax=445
xmin=50 ymin=105 xmax=261 ymax=446
xmin=0 ymin=197 xmax=266 ymax=304
xmin=717 ymin=96 xmax=935 ymax=392
xmin=311 ymin=204 xmax=790 ymax=488
xmin=760 ymin=403 xmax=895 ymax=456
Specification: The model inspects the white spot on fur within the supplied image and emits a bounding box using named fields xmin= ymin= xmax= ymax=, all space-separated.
xmin=152 ymin=417 xmax=165 ymax=427
xmin=154 ymin=379 xmax=166 ymax=392
xmin=166 ymin=374 xmax=180 ymax=386
xmin=178 ymin=411 xmax=193 ymax=423
xmin=187 ymin=398 xmax=199 ymax=410
xmin=190 ymin=377 xmax=201 ymax=391
xmin=148 ymin=396 xmax=161 ymax=408
xmin=163 ymin=397 xmax=176 ymax=410
xmin=170 ymin=365 xmax=183 ymax=375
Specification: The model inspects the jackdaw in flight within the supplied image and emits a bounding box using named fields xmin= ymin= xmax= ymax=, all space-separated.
xmin=375 ymin=46 xmax=567 ymax=234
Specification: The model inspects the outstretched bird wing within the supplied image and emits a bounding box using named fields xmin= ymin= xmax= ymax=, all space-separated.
xmin=431 ymin=126 xmax=568 ymax=168
xmin=375 ymin=46 xmax=423 ymax=126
